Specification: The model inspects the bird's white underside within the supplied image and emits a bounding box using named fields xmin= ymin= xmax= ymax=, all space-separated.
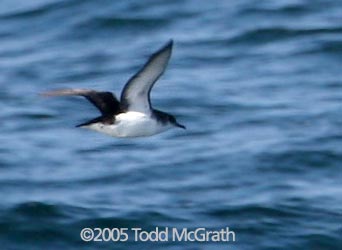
xmin=82 ymin=111 xmax=172 ymax=138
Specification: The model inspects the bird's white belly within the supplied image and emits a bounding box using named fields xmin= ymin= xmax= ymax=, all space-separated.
xmin=85 ymin=112 xmax=170 ymax=138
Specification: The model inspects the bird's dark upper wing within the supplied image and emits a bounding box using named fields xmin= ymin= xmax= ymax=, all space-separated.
xmin=120 ymin=40 xmax=173 ymax=114
xmin=42 ymin=89 xmax=121 ymax=115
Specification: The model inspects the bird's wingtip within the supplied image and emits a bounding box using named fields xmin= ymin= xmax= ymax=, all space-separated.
xmin=162 ymin=39 xmax=173 ymax=50
xmin=167 ymin=39 xmax=174 ymax=48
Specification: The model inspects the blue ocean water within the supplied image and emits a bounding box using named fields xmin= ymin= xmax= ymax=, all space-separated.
xmin=0 ymin=0 xmax=341 ymax=249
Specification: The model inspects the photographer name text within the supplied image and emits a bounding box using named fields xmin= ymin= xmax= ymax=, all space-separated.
xmin=80 ymin=227 xmax=236 ymax=242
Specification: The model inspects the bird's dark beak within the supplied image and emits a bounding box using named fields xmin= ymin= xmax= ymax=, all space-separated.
xmin=175 ymin=122 xmax=186 ymax=129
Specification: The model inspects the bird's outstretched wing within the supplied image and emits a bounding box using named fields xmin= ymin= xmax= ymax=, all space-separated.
xmin=120 ymin=40 xmax=173 ymax=114
xmin=42 ymin=88 xmax=121 ymax=116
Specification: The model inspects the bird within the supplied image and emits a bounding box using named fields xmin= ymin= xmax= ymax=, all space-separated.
xmin=42 ymin=40 xmax=186 ymax=138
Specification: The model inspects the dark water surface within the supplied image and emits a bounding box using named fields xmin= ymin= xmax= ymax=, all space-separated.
xmin=1 ymin=0 xmax=341 ymax=249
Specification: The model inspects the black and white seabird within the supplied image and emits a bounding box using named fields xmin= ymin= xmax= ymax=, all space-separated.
xmin=43 ymin=40 xmax=185 ymax=138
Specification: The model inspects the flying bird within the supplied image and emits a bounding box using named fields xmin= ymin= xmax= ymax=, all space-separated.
xmin=43 ymin=40 xmax=185 ymax=138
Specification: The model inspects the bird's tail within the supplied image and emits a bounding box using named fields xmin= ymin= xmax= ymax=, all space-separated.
xmin=76 ymin=115 xmax=114 ymax=127
xmin=76 ymin=116 xmax=103 ymax=127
